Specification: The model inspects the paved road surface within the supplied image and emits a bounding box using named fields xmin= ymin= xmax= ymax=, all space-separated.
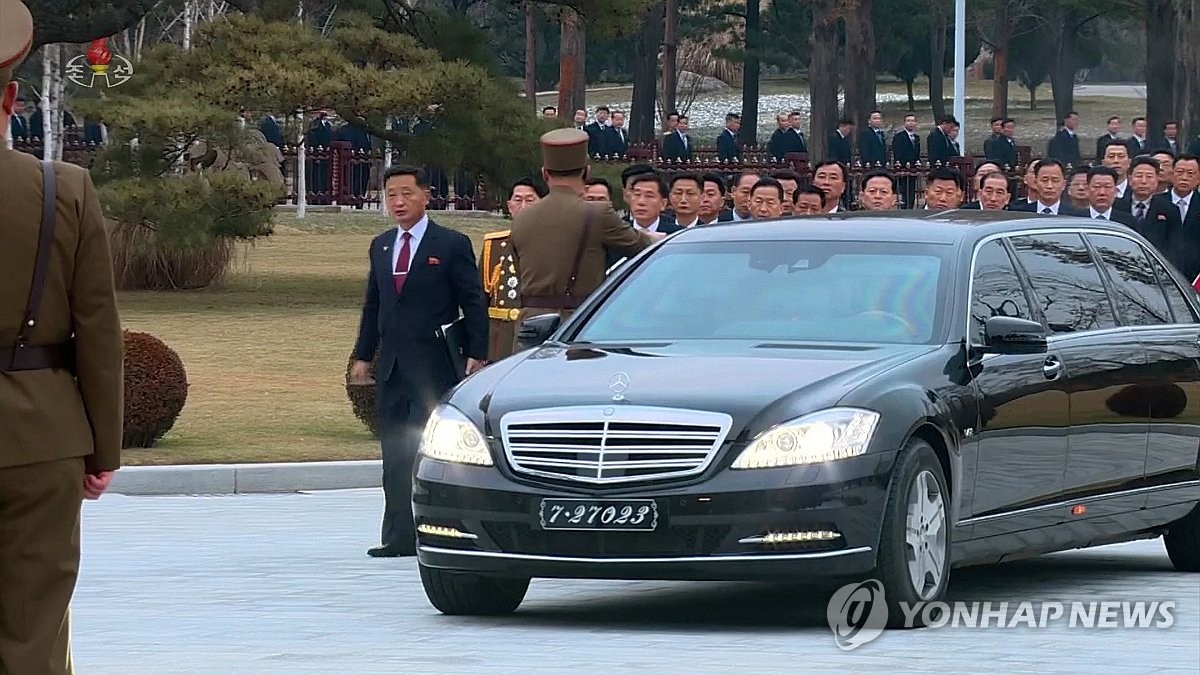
xmin=73 ymin=489 xmax=1198 ymax=674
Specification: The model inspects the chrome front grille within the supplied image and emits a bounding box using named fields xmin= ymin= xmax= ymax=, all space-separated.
xmin=499 ymin=406 xmax=733 ymax=485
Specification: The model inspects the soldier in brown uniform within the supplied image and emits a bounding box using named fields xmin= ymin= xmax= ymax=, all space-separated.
xmin=0 ymin=1 xmax=124 ymax=671
xmin=509 ymin=129 xmax=663 ymax=347
xmin=480 ymin=179 xmax=545 ymax=361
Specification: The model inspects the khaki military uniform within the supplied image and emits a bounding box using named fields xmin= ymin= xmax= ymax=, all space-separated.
xmin=0 ymin=2 xmax=124 ymax=671
xmin=508 ymin=130 xmax=652 ymax=347
xmin=480 ymin=229 xmax=522 ymax=361
xmin=509 ymin=186 xmax=650 ymax=334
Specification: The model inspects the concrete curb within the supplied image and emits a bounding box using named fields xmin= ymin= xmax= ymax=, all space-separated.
xmin=110 ymin=460 xmax=382 ymax=496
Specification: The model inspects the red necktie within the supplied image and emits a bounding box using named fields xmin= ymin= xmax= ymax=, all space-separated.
xmin=393 ymin=231 xmax=412 ymax=295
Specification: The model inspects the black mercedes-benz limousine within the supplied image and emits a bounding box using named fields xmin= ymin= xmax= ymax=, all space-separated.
xmin=413 ymin=210 xmax=1200 ymax=620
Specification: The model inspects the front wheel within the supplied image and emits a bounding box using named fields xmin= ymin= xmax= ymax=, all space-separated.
xmin=419 ymin=564 xmax=530 ymax=616
xmin=874 ymin=438 xmax=951 ymax=628
xmin=1163 ymin=502 xmax=1200 ymax=572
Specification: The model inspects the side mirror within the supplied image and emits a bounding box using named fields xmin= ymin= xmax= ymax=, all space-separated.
xmin=515 ymin=313 xmax=562 ymax=350
xmin=982 ymin=316 xmax=1047 ymax=355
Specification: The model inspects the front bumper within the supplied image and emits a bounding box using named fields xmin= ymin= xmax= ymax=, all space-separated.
xmin=413 ymin=452 xmax=894 ymax=581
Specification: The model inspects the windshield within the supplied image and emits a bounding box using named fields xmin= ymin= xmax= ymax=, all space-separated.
xmin=574 ymin=240 xmax=951 ymax=345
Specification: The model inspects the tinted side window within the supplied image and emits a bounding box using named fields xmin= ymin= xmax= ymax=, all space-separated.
xmin=970 ymin=240 xmax=1033 ymax=344
xmin=1010 ymin=233 xmax=1117 ymax=334
xmin=1088 ymin=234 xmax=1172 ymax=326
xmin=1145 ymin=250 xmax=1200 ymax=324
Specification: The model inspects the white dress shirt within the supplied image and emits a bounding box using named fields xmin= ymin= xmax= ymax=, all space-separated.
xmin=677 ymin=218 xmax=700 ymax=229
xmin=634 ymin=217 xmax=661 ymax=232
xmin=1115 ymin=180 xmax=1128 ymax=199
xmin=1035 ymin=201 xmax=1062 ymax=214
xmin=1089 ymin=207 xmax=1114 ymax=220
xmin=391 ymin=214 xmax=429 ymax=274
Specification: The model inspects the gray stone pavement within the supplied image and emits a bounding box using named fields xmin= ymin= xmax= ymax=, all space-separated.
xmin=72 ymin=488 xmax=1200 ymax=674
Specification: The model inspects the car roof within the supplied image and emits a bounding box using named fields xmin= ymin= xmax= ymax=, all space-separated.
xmin=667 ymin=210 xmax=1140 ymax=245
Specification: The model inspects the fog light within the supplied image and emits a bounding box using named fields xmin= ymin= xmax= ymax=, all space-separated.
xmin=738 ymin=530 xmax=841 ymax=545
xmin=417 ymin=523 xmax=478 ymax=540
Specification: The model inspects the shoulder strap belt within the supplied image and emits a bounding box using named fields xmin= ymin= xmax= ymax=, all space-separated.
xmin=13 ymin=160 xmax=57 ymax=354
xmin=564 ymin=206 xmax=595 ymax=298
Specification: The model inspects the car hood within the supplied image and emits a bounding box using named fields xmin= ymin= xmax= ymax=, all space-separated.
xmin=475 ymin=341 xmax=936 ymax=433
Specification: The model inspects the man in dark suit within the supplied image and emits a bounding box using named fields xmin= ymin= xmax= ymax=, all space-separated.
xmin=350 ymin=166 xmax=488 ymax=558
xmin=926 ymin=115 xmax=957 ymax=165
xmin=661 ymin=115 xmax=691 ymax=162
xmin=1083 ymin=165 xmax=1137 ymax=227
xmin=602 ymin=110 xmax=629 ymax=157
xmin=7 ymin=94 xmax=25 ymax=139
xmin=1047 ymin=111 xmax=1082 ymax=166
xmin=827 ymin=118 xmax=853 ymax=164
xmin=860 ymin=110 xmax=888 ymax=166
xmin=1095 ymin=116 xmax=1122 ymax=162
xmin=698 ymin=172 xmax=734 ymax=224
xmin=259 ymin=113 xmax=284 ymax=148
xmin=716 ymin=113 xmax=742 ymax=162
xmin=585 ymin=106 xmax=610 ymax=156
xmin=337 ymin=121 xmax=374 ymax=201
xmin=892 ymin=113 xmax=921 ymax=209
xmin=1157 ymin=121 xmax=1181 ymax=155
xmin=767 ymin=114 xmax=790 ymax=159
xmin=1151 ymin=154 xmax=1200 ymax=281
xmin=985 ymin=117 xmax=1018 ymax=169
xmin=1127 ymin=117 xmax=1151 ymax=156
xmin=784 ymin=111 xmax=808 ymax=155
xmin=305 ymin=110 xmax=334 ymax=202
xmin=983 ymin=117 xmax=1004 ymax=163
xmin=1009 ymin=158 xmax=1088 ymax=216
xmin=1118 ymin=156 xmax=1165 ymax=245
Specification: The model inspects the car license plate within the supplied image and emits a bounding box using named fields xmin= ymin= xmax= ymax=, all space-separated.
xmin=538 ymin=498 xmax=659 ymax=531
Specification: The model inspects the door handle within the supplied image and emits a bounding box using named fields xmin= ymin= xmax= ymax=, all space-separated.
xmin=1042 ymin=356 xmax=1063 ymax=379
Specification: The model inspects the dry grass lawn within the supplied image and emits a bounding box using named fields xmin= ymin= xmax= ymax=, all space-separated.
xmin=119 ymin=211 xmax=508 ymax=465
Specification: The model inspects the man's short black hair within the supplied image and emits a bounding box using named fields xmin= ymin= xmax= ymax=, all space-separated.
xmin=812 ymin=160 xmax=847 ymax=182
xmin=1131 ymin=156 xmax=1162 ymax=173
xmin=1068 ymin=165 xmax=1091 ymax=180
xmin=1086 ymin=165 xmax=1120 ymax=184
xmin=1002 ymin=117 xmax=1015 ymax=125
xmin=596 ymin=105 xmax=610 ymax=114
xmin=1151 ymin=149 xmax=1177 ymax=161
xmin=733 ymin=171 xmax=760 ymax=188
xmin=928 ymin=167 xmax=964 ymax=192
xmin=939 ymin=115 xmax=958 ymax=125
xmin=751 ymin=177 xmax=785 ymax=202
xmin=990 ymin=117 xmax=1003 ymax=125
xmin=585 ymin=177 xmax=613 ymax=198
xmin=669 ymin=172 xmax=703 ymax=192
xmin=725 ymin=112 xmax=741 ymax=121
xmin=621 ymin=164 xmax=657 ymax=187
xmin=511 ymin=177 xmax=548 ymax=198
xmin=860 ymin=169 xmax=895 ymax=191
xmin=700 ymin=172 xmax=727 ymax=195
xmin=1035 ymin=158 xmax=1066 ymax=177
xmin=768 ymin=169 xmax=801 ymax=183
xmin=1107 ymin=116 xmax=1121 ymax=124
xmin=629 ymin=172 xmax=668 ymax=197
xmin=542 ymin=106 xmax=556 ymax=114
xmin=1101 ymin=137 xmax=1130 ymax=155
xmin=837 ymin=117 xmax=854 ymax=126
xmin=795 ymin=184 xmax=827 ymax=206
xmin=1133 ymin=116 xmax=1146 ymax=125
xmin=1175 ymin=153 xmax=1200 ymax=169
xmin=382 ymin=165 xmax=430 ymax=188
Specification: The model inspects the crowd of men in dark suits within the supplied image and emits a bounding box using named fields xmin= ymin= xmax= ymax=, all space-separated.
xmin=7 ymin=96 xmax=104 ymax=144
xmin=504 ymin=126 xmax=1200 ymax=287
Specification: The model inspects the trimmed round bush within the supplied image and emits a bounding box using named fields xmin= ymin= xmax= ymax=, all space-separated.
xmin=123 ymin=330 xmax=189 ymax=448
xmin=345 ymin=349 xmax=381 ymax=438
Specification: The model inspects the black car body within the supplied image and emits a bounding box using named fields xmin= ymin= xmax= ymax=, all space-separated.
xmin=414 ymin=211 xmax=1200 ymax=618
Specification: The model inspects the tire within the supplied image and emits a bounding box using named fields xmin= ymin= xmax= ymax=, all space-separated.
xmin=873 ymin=438 xmax=952 ymax=629
xmin=419 ymin=563 xmax=530 ymax=616
xmin=1163 ymin=502 xmax=1200 ymax=572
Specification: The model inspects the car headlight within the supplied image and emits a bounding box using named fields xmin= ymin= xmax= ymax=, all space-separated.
xmin=419 ymin=405 xmax=493 ymax=466
xmin=730 ymin=408 xmax=880 ymax=469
